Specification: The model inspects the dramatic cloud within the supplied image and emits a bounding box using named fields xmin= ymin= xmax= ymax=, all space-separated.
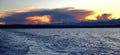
xmin=26 ymin=15 xmax=51 ymax=24
xmin=0 ymin=7 xmax=95 ymax=24
xmin=96 ymin=13 xmax=113 ymax=20
xmin=0 ymin=7 xmax=117 ymax=25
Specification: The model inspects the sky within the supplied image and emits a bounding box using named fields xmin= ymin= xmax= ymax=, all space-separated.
xmin=0 ymin=0 xmax=120 ymax=12
xmin=0 ymin=0 xmax=120 ymax=25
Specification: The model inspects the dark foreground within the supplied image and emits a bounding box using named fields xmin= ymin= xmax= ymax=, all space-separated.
xmin=0 ymin=28 xmax=120 ymax=55
xmin=0 ymin=25 xmax=120 ymax=28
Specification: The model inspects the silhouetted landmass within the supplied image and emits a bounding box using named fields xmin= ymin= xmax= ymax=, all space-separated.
xmin=0 ymin=19 xmax=120 ymax=28
xmin=0 ymin=25 xmax=119 ymax=28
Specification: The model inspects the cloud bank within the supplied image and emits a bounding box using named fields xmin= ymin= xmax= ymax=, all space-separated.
xmin=0 ymin=7 xmax=117 ymax=25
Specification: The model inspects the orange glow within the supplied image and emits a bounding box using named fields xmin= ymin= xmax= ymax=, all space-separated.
xmin=26 ymin=15 xmax=51 ymax=24
xmin=86 ymin=12 xmax=100 ymax=20
xmin=0 ymin=22 xmax=5 ymax=25
xmin=86 ymin=11 xmax=120 ymax=20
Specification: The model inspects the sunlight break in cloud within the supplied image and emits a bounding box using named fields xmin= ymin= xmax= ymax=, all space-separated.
xmin=0 ymin=7 xmax=119 ymax=25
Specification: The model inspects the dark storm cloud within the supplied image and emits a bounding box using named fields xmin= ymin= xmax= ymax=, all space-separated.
xmin=0 ymin=7 xmax=94 ymax=24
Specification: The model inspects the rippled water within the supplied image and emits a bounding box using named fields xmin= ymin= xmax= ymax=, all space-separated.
xmin=0 ymin=28 xmax=120 ymax=55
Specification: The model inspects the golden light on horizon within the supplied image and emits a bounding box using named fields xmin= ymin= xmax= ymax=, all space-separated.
xmin=85 ymin=11 xmax=120 ymax=20
xmin=26 ymin=15 xmax=51 ymax=24
xmin=111 ymin=13 xmax=120 ymax=19
xmin=86 ymin=12 xmax=100 ymax=20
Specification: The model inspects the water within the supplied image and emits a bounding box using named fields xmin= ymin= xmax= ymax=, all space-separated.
xmin=0 ymin=28 xmax=120 ymax=55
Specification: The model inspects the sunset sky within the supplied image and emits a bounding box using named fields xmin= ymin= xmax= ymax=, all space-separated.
xmin=0 ymin=0 xmax=120 ymax=13
xmin=0 ymin=0 xmax=120 ymax=24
